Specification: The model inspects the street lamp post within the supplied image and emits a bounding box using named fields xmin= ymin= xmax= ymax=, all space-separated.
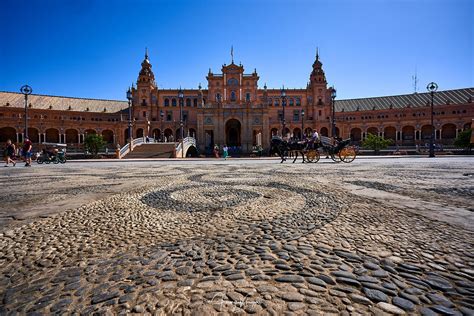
xmin=178 ymin=88 xmax=184 ymax=158
xmin=126 ymin=87 xmax=133 ymax=148
xmin=281 ymin=86 xmax=286 ymax=137
xmin=331 ymin=87 xmax=337 ymax=138
xmin=427 ymin=82 xmax=438 ymax=158
xmin=160 ymin=110 xmax=164 ymax=142
xmin=301 ymin=109 xmax=305 ymax=140
xmin=20 ymin=85 xmax=32 ymax=141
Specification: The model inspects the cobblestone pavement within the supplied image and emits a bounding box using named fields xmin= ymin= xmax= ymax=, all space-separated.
xmin=0 ymin=158 xmax=473 ymax=315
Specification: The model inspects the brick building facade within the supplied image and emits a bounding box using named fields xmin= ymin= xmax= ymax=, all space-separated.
xmin=0 ymin=51 xmax=472 ymax=154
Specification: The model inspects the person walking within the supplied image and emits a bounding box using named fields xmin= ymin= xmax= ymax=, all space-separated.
xmin=22 ymin=137 xmax=33 ymax=167
xmin=223 ymin=145 xmax=228 ymax=160
xmin=4 ymin=140 xmax=16 ymax=167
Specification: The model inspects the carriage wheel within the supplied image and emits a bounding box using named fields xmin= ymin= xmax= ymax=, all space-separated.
xmin=306 ymin=150 xmax=315 ymax=163
xmin=307 ymin=150 xmax=320 ymax=163
xmin=330 ymin=153 xmax=342 ymax=163
xmin=339 ymin=146 xmax=357 ymax=163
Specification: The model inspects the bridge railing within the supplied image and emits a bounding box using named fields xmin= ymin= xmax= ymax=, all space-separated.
xmin=175 ymin=137 xmax=196 ymax=158
xmin=119 ymin=137 xmax=194 ymax=159
xmin=118 ymin=137 xmax=153 ymax=159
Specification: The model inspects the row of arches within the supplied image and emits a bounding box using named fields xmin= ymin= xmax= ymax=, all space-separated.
xmin=268 ymin=123 xmax=465 ymax=144
xmin=0 ymin=127 xmax=115 ymax=144
xmin=349 ymin=123 xmax=459 ymax=143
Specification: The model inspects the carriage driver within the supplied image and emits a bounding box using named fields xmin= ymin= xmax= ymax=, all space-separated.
xmin=308 ymin=130 xmax=320 ymax=149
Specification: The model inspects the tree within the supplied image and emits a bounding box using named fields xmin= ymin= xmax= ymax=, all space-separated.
xmin=84 ymin=134 xmax=106 ymax=157
xmin=454 ymin=128 xmax=473 ymax=153
xmin=362 ymin=133 xmax=392 ymax=154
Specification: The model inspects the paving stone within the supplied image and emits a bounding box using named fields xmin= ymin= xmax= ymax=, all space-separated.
xmin=281 ymin=293 xmax=304 ymax=302
xmin=306 ymin=277 xmax=327 ymax=287
xmin=336 ymin=277 xmax=361 ymax=287
xmin=287 ymin=302 xmax=306 ymax=311
xmin=91 ymin=292 xmax=120 ymax=305
xmin=275 ymin=275 xmax=305 ymax=283
xmin=376 ymin=302 xmax=406 ymax=315
xmin=430 ymin=305 xmax=461 ymax=316
xmin=363 ymin=288 xmax=389 ymax=303
xmin=393 ymin=296 xmax=415 ymax=311
xmin=425 ymin=276 xmax=454 ymax=291
xmin=317 ymin=274 xmax=336 ymax=285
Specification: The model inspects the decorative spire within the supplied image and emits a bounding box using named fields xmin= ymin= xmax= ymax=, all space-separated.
xmin=231 ymin=45 xmax=234 ymax=63
xmin=198 ymin=82 xmax=202 ymax=90
xmin=310 ymin=48 xmax=326 ymax=85
xmin=138 ymin=48 xmax=155 ymax=86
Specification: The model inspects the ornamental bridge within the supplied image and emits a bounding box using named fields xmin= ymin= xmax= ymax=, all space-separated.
xmin=118 ymin=137 xmax=197 ymax=159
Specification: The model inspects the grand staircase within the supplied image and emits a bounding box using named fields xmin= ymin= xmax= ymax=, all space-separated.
xmin=125 ymin=143 xmax=176 ymax=158
xmin=118 ymin=137 xmax=197 ymax=159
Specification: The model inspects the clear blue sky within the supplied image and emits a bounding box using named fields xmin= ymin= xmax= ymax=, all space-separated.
xmin=1 ymin=0 xmax=472 ymax=100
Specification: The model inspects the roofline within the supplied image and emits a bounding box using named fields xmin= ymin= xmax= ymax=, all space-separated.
xmin=338 ymin=87 xmax=473 ymax=102
xmin=0 ymin=91 xmax=128 ymax=103
xmin=1 ymin=87 xmax=472 ymax=102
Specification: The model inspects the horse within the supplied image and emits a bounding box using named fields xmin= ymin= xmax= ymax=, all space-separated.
xmin=270 ymin=137 xmax=308 ymax=163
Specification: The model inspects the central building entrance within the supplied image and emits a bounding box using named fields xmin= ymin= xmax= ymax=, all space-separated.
xmin=225 ymin=119 xmax=241 ymax=147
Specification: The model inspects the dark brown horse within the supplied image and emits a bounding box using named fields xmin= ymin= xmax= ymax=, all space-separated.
xmin=270 ymin=137 xmax=308 ymax=163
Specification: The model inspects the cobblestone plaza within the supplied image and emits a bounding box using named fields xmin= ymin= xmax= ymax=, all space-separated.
xmin=0 ymin=157 xmax=473 ymax=315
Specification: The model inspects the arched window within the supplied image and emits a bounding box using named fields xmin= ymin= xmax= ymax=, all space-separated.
xmin=164 ymin=98 xmax=169 ymax=107
xmin=246 ymin=93 xmax=251 ymax=102
xmin=274 ymin=99 xmax=280 ymax=106
xmin=289 ymin=98 xmax=294 ymax=106
xmin=230 ymin=91 xmax=236 ymax=102
xmin=227 ymin=78 xmax=239 ymax=86
xmin=296 ymin=98 xmax=301 ymax=106
xmin=186 ymin=98 xmax=191 ymax=107
xmin=171 ymin=98 xmax=177 ymax=106
xmin=216 ymin=93 xmax=221 ymax=102
xmin=193 ymin=98 xmax=198 ymax=107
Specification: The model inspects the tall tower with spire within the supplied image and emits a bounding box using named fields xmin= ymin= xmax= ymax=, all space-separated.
xmin=308 ymin=48 xmax=328 ymax=106
xmin=132 ymin=48 xmax=158 ymax=129
xmin=136 ymin=48 xmax=157 ymax=106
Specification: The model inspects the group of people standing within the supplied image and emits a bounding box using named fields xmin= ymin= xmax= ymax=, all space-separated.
xmin=213 ymin=144 xmax=229 ymax=159
xmin=3 ymin=137 xmax=33 ymax=167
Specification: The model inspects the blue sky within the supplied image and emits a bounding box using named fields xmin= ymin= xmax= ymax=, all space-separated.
xmin=1 ymin=0 xmax=472 ymax=100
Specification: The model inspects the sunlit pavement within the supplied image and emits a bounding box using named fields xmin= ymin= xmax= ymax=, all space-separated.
xmin=0 ymin=157 xmax=473 ymax=314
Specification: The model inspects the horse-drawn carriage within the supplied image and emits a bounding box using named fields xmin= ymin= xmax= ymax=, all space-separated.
xmin=271 ymin=135 xmax=357 ymax=164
